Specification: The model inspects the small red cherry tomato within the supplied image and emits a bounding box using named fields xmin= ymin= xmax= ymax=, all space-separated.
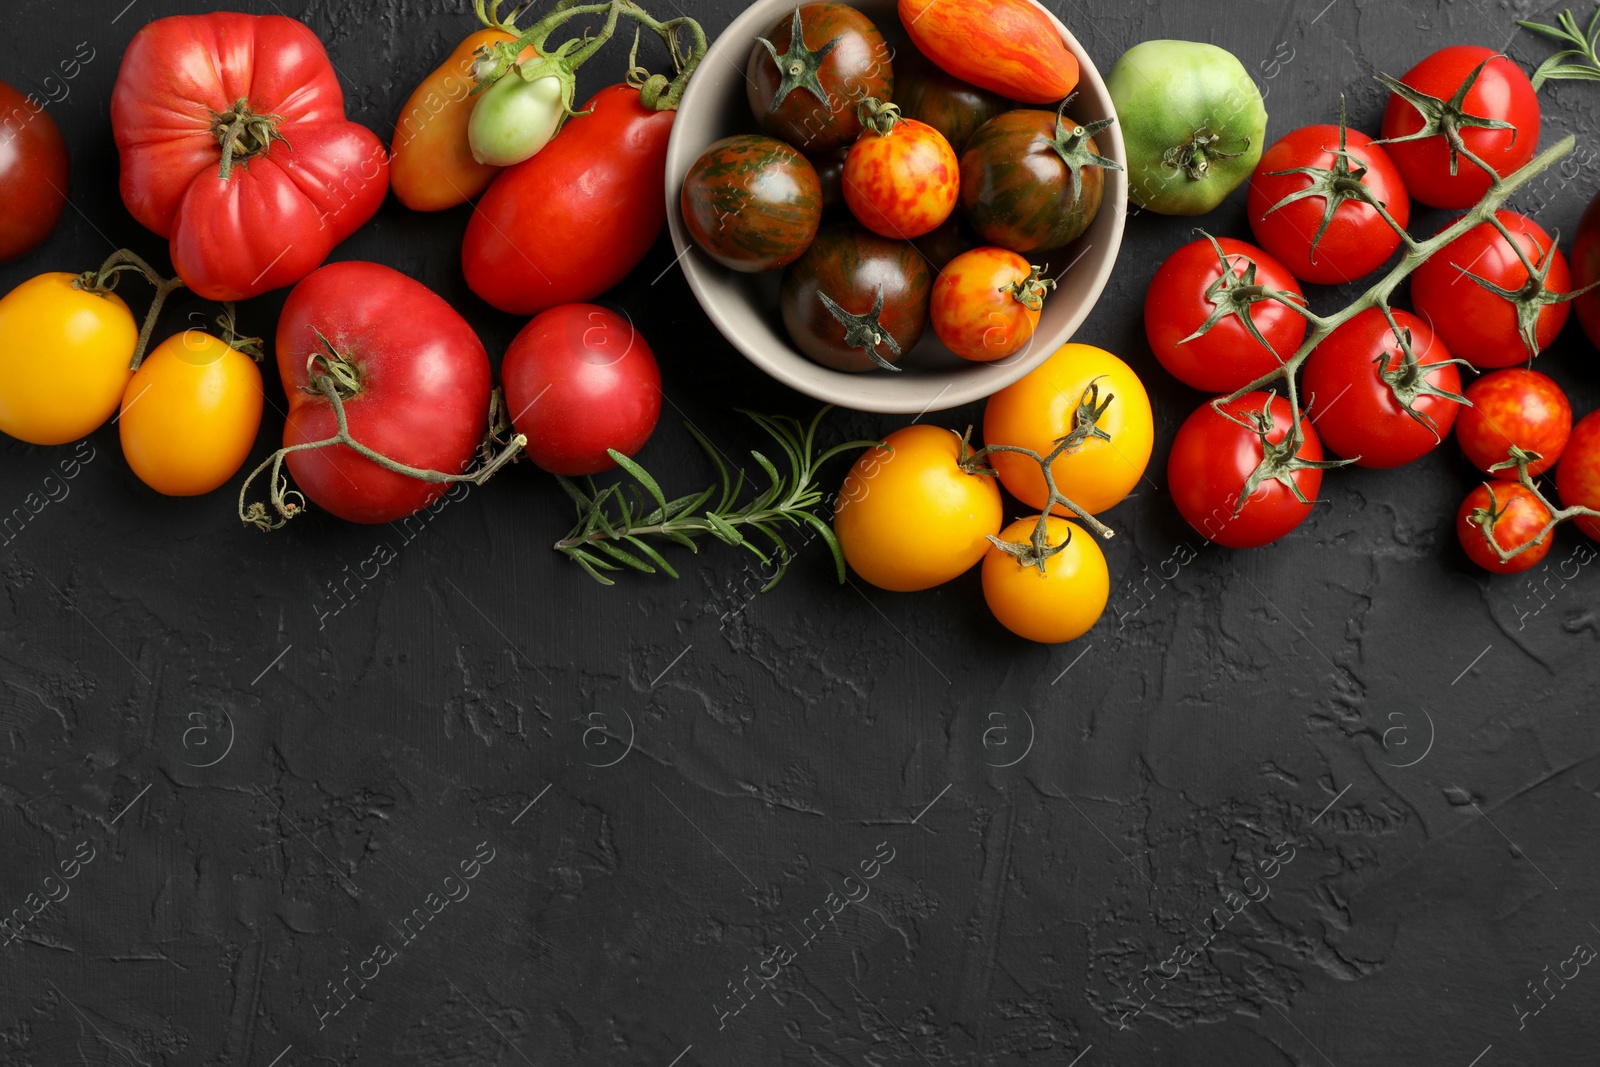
xmin=1246 ymin=122 xmax=1410 ymax=285
xmin=1557 ymin=411 xmax=1600 ymax=542
xmin=1456 ymin=481 xmax=1554 ymax=574
xmin=501 ymin=304 xmax=661 ymax=476
xmin=931 ymin=248 xmax=1051 ymax=362
xmin=1457 ymin=368 xmax=1571 ymax=478
xmin=1410 ymin=210 xmax=1571 ymax=370
xmin=1301 ymin=308 xmax=1463 ymax=469
xmin=1144 ymin=236 xmax=1306 ymax=394
xmin=842 ymin=103 xmax=959 ymax=239
xmin=1380 ymin=46 xmax=1539 ymax=209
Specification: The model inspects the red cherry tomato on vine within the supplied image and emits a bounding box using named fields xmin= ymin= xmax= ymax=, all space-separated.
xmin=277 ymin=262 xmax=491 ymax=525
xmin=1557 ymin=412 xmax=1600 ymax=542
xmin=1456 ymin=481 xmax=1553 ymax=574
xmin=1169 ymin=391 xmax=1326 ymax=549
xmin=931 ymin=248 xmax=1050 ymax=362
xmin=1379 ymin=46 xmax=1539 ymax=209
xmin=1410 ymin=210 xmax=1570 ymax=370
xmin=501 ymin=304 xmax=661 ymax=477
xmin=1457 ymin=368 xmax=1571 ymax=478
xmin=1144 ymin=236 xmax=1306 ymax=394
xmin=1302 ymin=308 xmax=1462 ymax=469
xmin=843 ymin=110 xmax=959 ymax=239
xmin=1246 ymin=123 xmax=1410 ymax=285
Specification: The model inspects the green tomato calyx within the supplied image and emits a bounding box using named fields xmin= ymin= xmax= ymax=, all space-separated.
xmin=1163 ymin=126 xmax=1250 ymax=182
xmin=1004 ymin=266 xmax=1057 ymax=312
xmin=817 ymin=288 xmax=903 ymax=372
xmin=1047 ymin=97 xmax=1122 ymax=200
xmin=1454 ymin=216 xmax=1600 ymax=361
xmin=210 ymin=98 xmax=290 ymax=181
xmin=1375 ymin=56 xmax=1516 ymax=178
xmin=1218 ymin=393 xmax=1352 ymax=515
xmin=756 ymin=7 xmax=842 ymax=110
xmin=857 ymin=97 xmax=903 ymax=137
xmin=1371 ymin=315 xmax=1471 ymax=442
xmin=1182 ymin=231 xmax=1308 ymax=353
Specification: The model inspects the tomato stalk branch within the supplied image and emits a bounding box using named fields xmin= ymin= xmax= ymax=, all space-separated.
xmin=74 ymin=248 xmax=187 ymax=372
xmin=1473 ymin=450 xmax=1600 ymax=563
xmin=238 ymin=376 xmax=527 ymax=531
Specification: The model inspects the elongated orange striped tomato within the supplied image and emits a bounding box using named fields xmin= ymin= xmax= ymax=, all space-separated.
xmin=390 ymin=28 xmax=519 ymax=211
xmin=898 ymin=0 xmax=1078 ymax=105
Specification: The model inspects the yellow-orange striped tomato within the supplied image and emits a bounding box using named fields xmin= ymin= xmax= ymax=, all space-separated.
xmin=390 ymin=29 xmax=519 ymax=211
xmin=0 ymin=273 xmax=137 ymax=445
xmin=842 ymin=110 xmax=958 ymax=239
xmin=119 ymin=331 xmax=263 ymax=496
xmin=931 ymin=248 xmax=1050 ymax=362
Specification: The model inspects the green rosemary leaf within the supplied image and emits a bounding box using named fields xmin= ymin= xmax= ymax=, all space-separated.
xmin=594 ymin=540 xmax=656 ymax=573
xmin=796 ymin=511 xmax=847 ymax=583
xmin=624 ymin=536 xmax=680 ymax=579
xmin=611 ymin=450 xmax=669 ymax=513
xmin=704 ymin=512 xmax=745 ymax=545
xmin=569 ymin=550 xmax=619 ymax=586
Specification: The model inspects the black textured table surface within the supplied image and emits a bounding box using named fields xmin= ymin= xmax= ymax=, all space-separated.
xmin=4 ymin=0 xmax=1599 ymax=1064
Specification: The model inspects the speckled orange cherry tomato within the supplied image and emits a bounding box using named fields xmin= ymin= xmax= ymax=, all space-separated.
xmin=842 ymin=101 xmax=959 ymax=239
xmin=931 ymin=248 xmax=1053 ymax=362
xmin=982 ymin=515 xmax=1108 ymax=643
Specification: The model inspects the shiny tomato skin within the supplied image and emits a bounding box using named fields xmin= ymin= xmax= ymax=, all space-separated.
xmin=0 ymin=274 xmax=137 ymax=446
xmin=899 ymin=0 xmax=1078 ymax=104
xmin=747 ymin=3 xmax=894 ymax=153
xmin=119 ymin=332 xmax=263 ymax=496
xmin=681 ymin=134 xmax=823 ymax=273
xmin=892 ymin=48 xmax=1010 ymax=156
xmin=1246 ymin=124 xmax=1409 ymax=285
xmin=1456 ymin=481 xmax=1553 ymax=574
xmin=111 ymin=13 xmax=388 ymax=301
xmin=1574 ymin=186 xmax=1600 ymax=348
xmin=390 ymin=29 xmax=519 ymax=211
xmin=983 ymin=344 xmax=1153 ymax=516
xmin=1169 ymin=392 xmax=1324 ymax=549
xmin=780 ymin=223 xmax=931 ymax=372
xmin=1411 ymin=210 xmax=1570 ymax=369
xmin=1457 ymin=369 xmax=1571 ymax=478
xmin=931 ymin=247 xmax=1044 ymax=362
xmin=982 ymin=515 xmax=1108 ymax=644
xmin=1557 ymin=412 xmax=1600 ymax=542
xmin=960 ymin=109 xmax=1105 ymax=254
xmin=0 ymin=80 xmax=69 ymax=262
xmin=843 ymin=116 xmax=959 ymax=239
xmin=1144 ymin=237 xmax=1305 ymax=394
xmin=276 ymin=262 xmax=491 ymax=524
xmin=501 ymin=305 xmax=661 ymax=477
xmin=1302 ymin=308 xmax=1461 ymax=469
xmin=465 ymin=85 xmax=676 ymax=314
xmin=1380 ymin=46 xmax=1539 ymax=209
xmin=833 ymin=425 xmax=1002 ymax=592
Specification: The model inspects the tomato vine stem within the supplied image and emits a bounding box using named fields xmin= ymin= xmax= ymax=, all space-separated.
xmin=74 ymin=248 xmax=187 ymax=372
xmin=1474 ymin=450 xmax=1600 ymax=563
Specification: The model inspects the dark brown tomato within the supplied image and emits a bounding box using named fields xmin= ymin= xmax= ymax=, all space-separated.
xmin=892 ymin=48 xmax=1011 ymax=156
xmin=681 ymin=135 xmax=822 ymax=273
xmin=781 ymin=223 xmax=932 ymax=373
xmin=810 ymin=146 xmax=852 ymax=217
xmin=960 ymin=109 xmax=1109 ymax=254
xmin=746 ymin=3 xmax=894 ymax=153
xmin=913 ymin=214 xmax=979 ymax=270
xmin=0 ymin=81 xmax=69 ymax=262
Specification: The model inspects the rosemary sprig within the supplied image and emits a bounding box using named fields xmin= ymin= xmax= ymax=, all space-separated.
xmin=1516 ymin=7 xmax=1600 ymax=89
xmin=553 ymin=407 xmax=880 ymax=588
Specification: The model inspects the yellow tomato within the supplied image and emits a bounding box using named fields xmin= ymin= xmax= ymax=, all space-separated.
xmin=0 ymin=273 xmax=138 ymax=445
xmin=118 ymin=331 xmax=263 ymax=496
xmin=390 ymin=29 xmax=520 ymax=211
xmin=982 ymin=515 xmax=1108 ymax=643
xmin=833 ymin=424 xmax=1002 ymax=592
xmin=983 ymin=343 xmax=1153 ymax=515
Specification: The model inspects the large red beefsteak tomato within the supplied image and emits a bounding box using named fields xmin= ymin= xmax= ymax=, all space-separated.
xmin=111 ymin=13 xmax=387 ymax=301
xmin=277 ymin=262 xmax=491 ymax=524
xmin=463 ymin=84 xmax=674 ymax=316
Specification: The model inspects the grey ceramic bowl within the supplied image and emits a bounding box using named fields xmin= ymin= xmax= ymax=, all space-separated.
xmin=664 ymin=0 xmax=1127 ymax=415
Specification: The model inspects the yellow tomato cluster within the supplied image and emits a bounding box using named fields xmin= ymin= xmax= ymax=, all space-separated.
xmin=833 ymin=343 xmax=1153 ymax=644
xmin=0 ymin=273 xmax=262 ymax=496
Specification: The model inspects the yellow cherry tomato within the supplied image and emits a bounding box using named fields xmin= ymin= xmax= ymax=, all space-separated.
xmin=390 ymin=28 xmax=520 ymax=211
xmin=118 ymin=331 xmax=263 ymax=496
xmin=0 ymin=273 xmax=138 ymax=445
xmin=983 ymin=343 xmax=1154 ymax=515
xmin=833 ymin=424 xmax=1002 ymax=592
xmin=982 ymin=515 xmax=1109 ymax=643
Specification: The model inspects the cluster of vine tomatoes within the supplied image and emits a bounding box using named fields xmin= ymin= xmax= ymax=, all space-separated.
xmin=678 ymin=0 xmax=1114 ymax=372
xmin=1144 ymin=43 xmax=1600 ymax=571
xmin=832 ymin=343 xmax=1153 ymax=643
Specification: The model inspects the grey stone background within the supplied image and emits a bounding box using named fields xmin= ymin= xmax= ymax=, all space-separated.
xmin=3 ymin=0 xmax=1599 ymax=1064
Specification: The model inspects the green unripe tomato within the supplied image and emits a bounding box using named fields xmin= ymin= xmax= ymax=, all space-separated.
xmin=469 ymin=70 xmax=568 ymax=166
xmin=1106 ymin=40 xmax=1267 ymax=216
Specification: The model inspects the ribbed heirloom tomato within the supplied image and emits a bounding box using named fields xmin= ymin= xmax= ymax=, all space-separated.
xmin=983 ymin=344 xmax=1153 ymax=516
xmin=833 ymin=425 xmax=1002 ymax=592
xmin=110 ymin=13 xmax=388 ymax=301
xmin=1456 ymin=369 xmax=1571 ymax=478
xmin=276 ymin=262 xmax=491 ymax=524
xmin=0 ymin=274 xmax=137 ymax=445
xmin=119 ymin=331 xmax=263 ymax=497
